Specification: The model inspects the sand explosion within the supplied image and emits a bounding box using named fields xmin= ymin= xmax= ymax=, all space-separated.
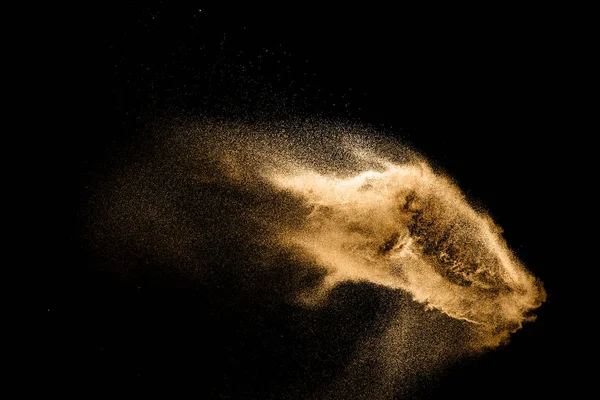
xmin=87 ymin=119 xmax=546 ymax=398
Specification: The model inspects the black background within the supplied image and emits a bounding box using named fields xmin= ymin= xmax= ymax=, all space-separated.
xmin=45 ymin=3 xmax=570 ymax=398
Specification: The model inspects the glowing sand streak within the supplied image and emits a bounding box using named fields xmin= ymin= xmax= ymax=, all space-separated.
xmin=264 ymin=158 xmax=545 ymax=347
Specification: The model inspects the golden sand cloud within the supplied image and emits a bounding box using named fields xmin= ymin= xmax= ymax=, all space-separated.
xmin=87 ymin=120 xmax=546 ymax=398
xmin=264 ymin=158 xmax=545 ymax=348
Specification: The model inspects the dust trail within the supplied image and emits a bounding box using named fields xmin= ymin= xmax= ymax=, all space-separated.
xmin=86 ymin=118 xmax=545 ymax=398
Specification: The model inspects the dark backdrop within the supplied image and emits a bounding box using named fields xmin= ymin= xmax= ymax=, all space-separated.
xmin=45 ymin=4 xmax=568 ymax=398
